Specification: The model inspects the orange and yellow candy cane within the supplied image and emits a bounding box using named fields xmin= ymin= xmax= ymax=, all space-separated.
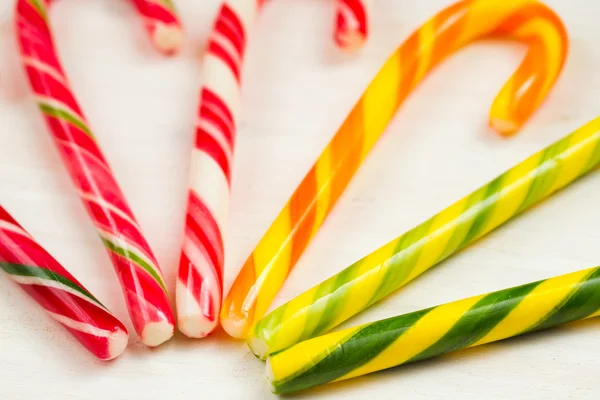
xmin=220 ymin=0 xmax=568 ymax=339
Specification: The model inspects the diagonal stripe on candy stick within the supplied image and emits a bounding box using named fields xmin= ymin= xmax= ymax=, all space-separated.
xmin=14 ymin=0 xmax=184 ymax=347
xmin=221 ymin=0 xmax=568 ymax=340
xmin=0 ymin=206 xmax=129 ymax=360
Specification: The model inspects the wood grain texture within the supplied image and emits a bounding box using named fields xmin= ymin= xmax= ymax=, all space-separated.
xmin=0 ymin=0 xmax=599 ymax=399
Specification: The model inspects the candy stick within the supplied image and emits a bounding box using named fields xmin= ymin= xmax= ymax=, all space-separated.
xmin=15 ymin=0 xmax=180 ymax=347
xmin=0 ymin=206 xmax=129 ymax=360
xmin=131 ymin=0 xmax=184 ymax=54
xmin=334 ymin=0 xmax=368 ymax=51
xmin=221 ymin=0 xmax=568 ymax=339
xmin=266 ymin=265 xmax=600 ymax=394
xmin=249 ymin=117 xmax=600 ymax=358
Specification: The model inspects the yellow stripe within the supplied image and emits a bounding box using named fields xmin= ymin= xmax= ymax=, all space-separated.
xmin=484 ymin=152 xmax=542 ymax=229
xmin=338 ymin=294 xmax=484 ymax=381
xmin=407 ymin=197 xmax=469 ymax=281
xmin=458 ymin=0 xmax=533 ymax=43
xmin=328 ymin=240 xmax=400 ymax=328
xmin=548 ymin=119 xmax=600 ymax=192
xmin=411 ymin=19 xmax=436 ymax=84
xmin=310 ymin=149 xmax=333 ymax=239
xmin=252 ymin=207 xmax=294 ymax=319
xmin=269 ymin=326 xmax=362 ymax=382
xmin=473 ymin=269 xmax=593 ymax=347
xmin=360 ymin=52 xmax=401 ymax=161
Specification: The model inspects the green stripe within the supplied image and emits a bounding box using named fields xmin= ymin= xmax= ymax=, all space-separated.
xmin=581 ymin=136 xmax=600 ymax=174
xmin=273 ymin=307 xmax=433 ymax=394
xmin=457 ymin=174 xmax=504 ymax=249
xmin=160 ymin=0 xmax=176 ymax=13
xmin=38 ymin=103 xmax=94 ymax=139
xmin=530 ymin=267 xmax=600 ymax=332
xmin=101 ymin=238 xmax=167 ymax=293
xmin=410 ymin=280 xmax=541 ymax=363
xmin=368 ymin=218 xmax=434 ymax=305
xmin=29 ymin=0 xmax=48 ymax=21
xmin=0 ymin=262 xmax=102 ymax=306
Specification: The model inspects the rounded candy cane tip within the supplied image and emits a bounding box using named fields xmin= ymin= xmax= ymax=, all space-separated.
xmin=265 ymin=358 xmax=276 ymax=394
xmin=248 ymin=336 xmax=269 ymax=360
xmin=141 ymin=321 xmax=174 ymax=347
xmin=178 ymin=314 xmax=218 ymax=339
xmin=105 ymin=328 xmax=129 ymax=361
xmin=152 ymin=24 xmax=184 ymax=55
xmin=220 ymin=313 xmax=250 ymax=339
xmin=489 ymin=117 xmax=520 ymax=137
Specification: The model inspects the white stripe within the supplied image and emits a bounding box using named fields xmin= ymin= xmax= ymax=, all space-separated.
xmin=189 ymin=151 xmax=230 ymax=233
xmin=47 ymin=311 xmax=112 ymax=338
xmin=196 ymin=118 xmax=233 ymax=162
xmin=179 ymin=235 xmax=221 ymax=305
xmin=203 ymin=54 xmax=241 ymax=118
xmin=98 ymin=230 xmax=164 ymax=285
xmin=203 ymin=93 xmax=235 ymax=135
xmin=9 ymin=275 xmax=104 ymax=309
xmin=0 ymin=220 xmax=31 ymax=239
xmin=77 ymin=191 xmax=142 ymax=233
xmin=22 ymin=56 xmax=68 ymax=87
xmin=224 ymin=0 xmax=258 ymax=34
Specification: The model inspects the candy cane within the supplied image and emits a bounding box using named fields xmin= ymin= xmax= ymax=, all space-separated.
xmin=267 ymin=262 xmax=600 ymax=394
xmin=249 ymin=116 xmax=600 ymax=358
xmin=176 ymin=0 xmax=369 ymax=338
xmin=131 ymin=0 xmax=184 ymax=55
xmin=334 ymin=0 xmax=368 ymax=50
xmin=15 ymin=0 xmax=182 ymax=347
xmin=221 ymin=0 xmax=568 ymax=339
xmin=0 ymin=206 xmax=129 ymax=360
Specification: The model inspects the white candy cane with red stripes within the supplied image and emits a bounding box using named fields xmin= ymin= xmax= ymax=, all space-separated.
xmin=176 ymin=0 xmax=370 ymax=338
xmin=0 ymin=207 xmax=129 ymax=360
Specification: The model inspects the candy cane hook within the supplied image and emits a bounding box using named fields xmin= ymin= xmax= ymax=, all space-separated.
xmin=15 ymin=0 xmax=183 ymax=347
xmin=0 ymin=206 xmax=129 ymax=360
xmin=221 ymin=0 xmax=568 ymax=339
xmin=334 ymin=0 xmax=368 ymax=51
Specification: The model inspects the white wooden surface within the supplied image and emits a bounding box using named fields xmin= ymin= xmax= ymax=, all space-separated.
xmin=1 ymin=0 xmax=599 ymax=398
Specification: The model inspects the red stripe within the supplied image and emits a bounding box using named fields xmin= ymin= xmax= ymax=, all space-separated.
xmin=25 ymin=67 xmax=84 ymax=116
xmin=131 ymin=0 xmax=179 ymax=25
xmin=47 ymin=118 xmax=107 ymax=164
xmin=219 ymin=5 xmax=246 ymax=56
xmin=200 ymin=102 xmax=234 ymax=150
xmin=178 ymin=252 xmax=204 ymax=303
xmin=0 ymin=207 xmax=20 ymax=227
xmin=207 ymin=40 xmax=241 ymax=82
xmin=201 ymin=88 xmax=234 ymax=129
xmin=195 ymin=128 xmax=232 ymax=182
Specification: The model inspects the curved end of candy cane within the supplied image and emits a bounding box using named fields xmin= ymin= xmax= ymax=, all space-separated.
xmin=178 ymin=315 xmax=218 ymax=338
xmin=141 ymin=320 xmax=175 ymax=347
xmin=151 ymin=23 xmax=185 ymax=55
xmin=334 ymin=0 xmax=368 ymax=51
xmin=176 ymin=279 xmax=220 ymax=338
xmin=248 ymin=335 xmax=270 ymax=360
xmin=103 ymin=328 xmax=129 ymax=361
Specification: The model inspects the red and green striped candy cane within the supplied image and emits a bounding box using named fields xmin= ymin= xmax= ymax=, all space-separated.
xmin=15 ymin=0 xmax=180 ymax=347
xmin=176 ymin=0 xmax=369 ymax=338
xmin=0 ymin=206 xmax=129 ymax=360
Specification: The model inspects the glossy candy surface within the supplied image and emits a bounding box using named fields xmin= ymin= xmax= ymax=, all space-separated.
xmin=0 ymin=207 xmax=129 ymax=360
xmin=250 ymin=117 xmax=600 ymax=358
xmin=222 ymin=0 xmax=568 ymax=339
xmin=267 ymin=263 xmax=600 ymax=394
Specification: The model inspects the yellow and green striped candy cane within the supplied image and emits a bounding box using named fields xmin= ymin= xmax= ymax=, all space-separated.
xmin=220 ymin=0 xmax=568 ymax=339
xmin=266 ymin=265 xmax=600 ymax=394
xmin=249 ymin=117 xmax=600 ymax=359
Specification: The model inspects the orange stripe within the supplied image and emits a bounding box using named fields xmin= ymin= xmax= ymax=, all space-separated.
xmin=289 ymin=167 xmax=319 ymax=266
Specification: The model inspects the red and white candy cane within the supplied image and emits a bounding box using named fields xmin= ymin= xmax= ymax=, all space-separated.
xmin=334 ymin=0 xmax=368 ymax=50
xmin=15 ymin=0 xmax=180 ymax=347
xmin=0 ymin=206 xmax=129 ymax=360
xmin=176 ymin=0 xmax=368 ymax=338
xmin=132 ymin=0 xmax=184 ymax=54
